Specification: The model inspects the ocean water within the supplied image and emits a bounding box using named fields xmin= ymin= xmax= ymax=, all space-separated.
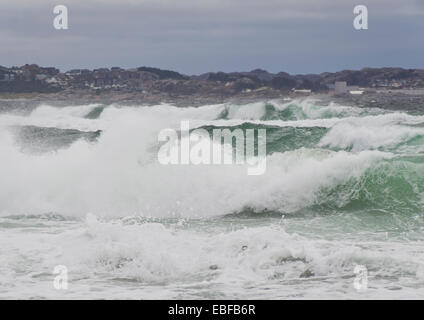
xmin=1 ymin=99 xmax=424 ymax=299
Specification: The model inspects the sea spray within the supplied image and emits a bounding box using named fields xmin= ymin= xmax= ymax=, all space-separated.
xmin=1 ymin=99 xmax=424 ymax=299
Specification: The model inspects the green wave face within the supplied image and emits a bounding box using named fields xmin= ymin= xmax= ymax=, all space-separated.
xmin=2 ymin=99 xmax=424 ymax=226
xmin=3 ymin=99 xmax=424 ymax=298
xmin=313 ymin=156 xmax=424 ymax=214
xmin=84 ymin=106 xmax=105 ymax=119
xmin=11 ymin=125 xmax=101 ymax=153
xmin=203 ymin=99 xmax=424 ymax=233
xmin=198 ymin=123 xmax=328 ymax=155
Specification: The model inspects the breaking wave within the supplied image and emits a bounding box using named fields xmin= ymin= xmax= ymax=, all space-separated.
xmin=0 ymin=99 xmax=423 ymax=221
xmin=2 ymin=98 xmax=424 ymax=299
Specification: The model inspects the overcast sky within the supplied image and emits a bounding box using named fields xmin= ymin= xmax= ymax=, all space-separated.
xmin=0 ymin=0 xmax=423 ymax=75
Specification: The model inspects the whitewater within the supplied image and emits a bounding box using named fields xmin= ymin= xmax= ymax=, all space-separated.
xmin=1 ymin=99 xmax=424 ymax=299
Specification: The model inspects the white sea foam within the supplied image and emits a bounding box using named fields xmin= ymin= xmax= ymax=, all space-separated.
xmin=1 ymin=215 xmax=424 ymax=299
xmin=319 ymin=123 xmax=424 ymax=151
xmin=1 ymin=100 xmax=424 ymax=299
xmin=0 ymin=101 xmax=420 ymax=218
xmin=0 ymin=102 xmax=390 ymax=218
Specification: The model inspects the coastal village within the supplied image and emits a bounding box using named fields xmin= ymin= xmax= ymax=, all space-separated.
xmin=1 ymin=64 xmax=424 ymax=99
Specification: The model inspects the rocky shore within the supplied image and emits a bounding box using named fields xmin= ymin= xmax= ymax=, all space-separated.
xmin=2 ymin=65 xmax=424 ymax=112
xmin=2 ymin=65 xmax=424 ymax=108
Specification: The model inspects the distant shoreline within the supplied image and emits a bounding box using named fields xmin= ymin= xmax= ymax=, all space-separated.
xmin=2 ymin=65 xmax=424 ymax=107
xmin=1 ymin=89 xmax=424 ymax=109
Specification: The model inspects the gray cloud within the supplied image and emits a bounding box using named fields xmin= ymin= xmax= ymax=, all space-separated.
xmin=0 ymin=0 xmax=423 ymax=74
